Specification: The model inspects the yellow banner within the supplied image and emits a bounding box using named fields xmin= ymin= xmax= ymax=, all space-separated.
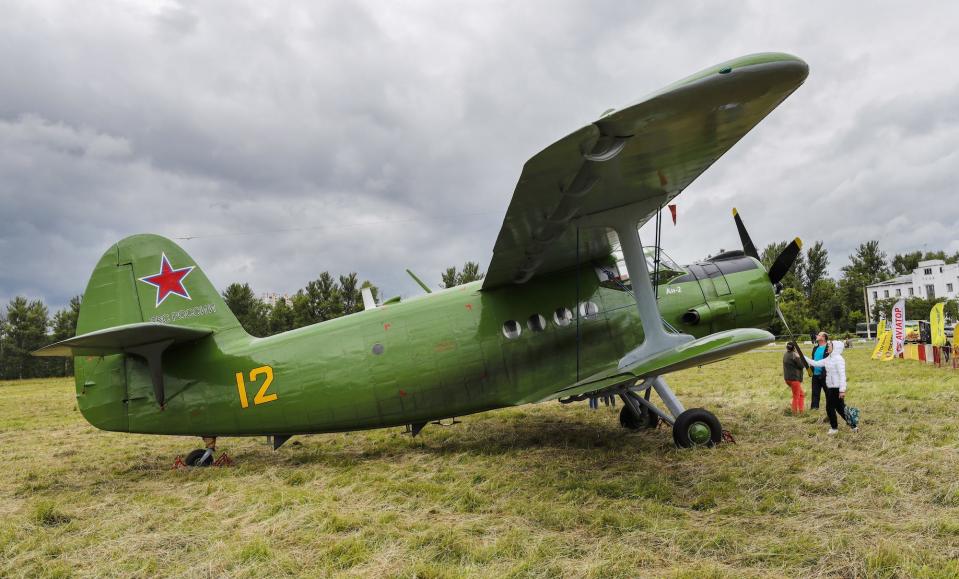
xmin=871 ymin=321 xmax=889 ymax=359
xmin=930 ymin=302 xmax=947 ymax=347
xmin=876 ymin=331 xmax=895 ymax=361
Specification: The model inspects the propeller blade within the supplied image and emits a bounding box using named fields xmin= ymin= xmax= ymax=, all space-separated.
xmin=732 ymin=208 xmax=759 ymax=260
xmin=768 ymin=237 xmax=803 ymax=285
xmin=791 ymin=340 xmax=810 ymax=370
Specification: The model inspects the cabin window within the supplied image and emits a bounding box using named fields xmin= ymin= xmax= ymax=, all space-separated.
xmin=579 ymin=301 xmax=600 ymax=320
xmin=502 ymin=320 xmax=522 ymax=339
xmin=527 ymin=314 xmax=547 ymax=332
xmin=553 ymin=307 xmax=573 ymax=327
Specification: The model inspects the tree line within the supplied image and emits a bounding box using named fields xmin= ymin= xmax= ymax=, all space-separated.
xmin=3 ymin=243 xmax=956 ymax=380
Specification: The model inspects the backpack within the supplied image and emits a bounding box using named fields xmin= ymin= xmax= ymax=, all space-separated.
xmin=845 ymin=406 xmax=860 ymax=428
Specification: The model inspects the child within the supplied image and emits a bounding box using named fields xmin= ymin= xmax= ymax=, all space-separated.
xmin=782 ymin=342 xmax=805 ymax=414
xmin=804 ymin=340 xmax=859 ymax=434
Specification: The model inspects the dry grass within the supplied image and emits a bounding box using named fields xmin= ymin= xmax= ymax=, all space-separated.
xmin=2 ymin=347 xmax=958 ymax=578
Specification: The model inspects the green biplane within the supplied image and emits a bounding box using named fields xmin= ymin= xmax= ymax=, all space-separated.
xmin=35 ymin=52 xmax=809 ymax=465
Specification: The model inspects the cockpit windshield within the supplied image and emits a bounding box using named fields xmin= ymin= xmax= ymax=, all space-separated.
xmin=595 ymin=235 xmax=687 ymax=290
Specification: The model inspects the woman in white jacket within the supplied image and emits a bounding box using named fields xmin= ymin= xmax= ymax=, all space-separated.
xmin=804 ymin=340 xmax=858 ymax=434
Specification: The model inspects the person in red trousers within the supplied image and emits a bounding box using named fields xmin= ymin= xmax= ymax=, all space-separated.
xmin=783 ymin=342 xmax=805 ymax=414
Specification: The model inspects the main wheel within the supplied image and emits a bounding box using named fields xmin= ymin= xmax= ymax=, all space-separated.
xmin=672 ymin=408 xmax=722 ymax=448
xmin=184 ymin=448 xmax=213 ymax=467
xmin=619 ymin=403 xmax=660 ymax=430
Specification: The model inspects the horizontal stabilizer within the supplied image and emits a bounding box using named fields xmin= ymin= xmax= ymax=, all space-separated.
xmin=32 ymin=322 xmax=213 ymax=357
xmin=535 ymin=328 xmax=774 ymax=403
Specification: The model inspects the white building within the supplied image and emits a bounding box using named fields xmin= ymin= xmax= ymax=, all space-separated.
xmin=866 ymin=259 xmax=959 ymax=312
xmin=260 ymin=292 xmax=293 ymax=307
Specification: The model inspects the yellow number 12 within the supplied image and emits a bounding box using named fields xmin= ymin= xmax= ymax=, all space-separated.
xmin=235 ymin=365 xmax=277 ymax=409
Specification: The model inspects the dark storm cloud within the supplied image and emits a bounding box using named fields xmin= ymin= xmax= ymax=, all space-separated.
xmin=2 ymin=1 xmax=959 ymax=310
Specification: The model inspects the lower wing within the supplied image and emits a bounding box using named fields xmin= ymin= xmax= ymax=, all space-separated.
xmin=525 ymin=328 xmax=773 ymax=404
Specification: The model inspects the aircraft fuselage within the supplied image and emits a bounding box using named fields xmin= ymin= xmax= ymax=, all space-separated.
xmin=75 ymin=257 xmax=774 ymax=436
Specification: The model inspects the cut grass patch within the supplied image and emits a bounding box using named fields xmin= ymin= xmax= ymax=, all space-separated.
xmin=1 ymin=348 xmax=958 ymax=576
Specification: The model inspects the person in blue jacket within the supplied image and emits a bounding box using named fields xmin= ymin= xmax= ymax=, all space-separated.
xmin=809 ymin=331 xmax=830 ymax=410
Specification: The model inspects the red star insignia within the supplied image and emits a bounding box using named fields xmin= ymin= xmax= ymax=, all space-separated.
xmin=138 ymin=253 xmax=195 ymax=307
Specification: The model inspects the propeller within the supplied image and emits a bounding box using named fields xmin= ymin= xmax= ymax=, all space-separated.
xmin=731 ymin=208 xmax=803 ymax=289
xmin=731 ymin=207 xmax=803 ymax=337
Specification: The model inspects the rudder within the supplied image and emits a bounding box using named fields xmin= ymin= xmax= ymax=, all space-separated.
xmin=77 ymin=234 xmax=243 ymax=335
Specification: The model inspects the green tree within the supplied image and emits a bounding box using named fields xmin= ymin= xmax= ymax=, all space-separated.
xmin=338 ymin=273 xmax=372 ymax=316
xmin=268 ymin=296 xmax=295 ymax=335
xmin=891 ymin=251 xmax=923 ymax=275
xmin=774 ymin=287 xmax=819 ymax=338
xmin=804 ymin=241 xmax=829 ymax=295
xmin=222 ymin=283 xmax=270 ymax=337
xmin=440 ymin=261 xmax=485 ymax=288
xmin=49 ymin=296 xmax=81 ymax=376
xmin=0 ymin=309 xmax=7 ymax=379
xmin=291 ymin=272 xmax=379 ymax=328
xmin=810 ymin=279 xmax=844 ymax=331
xmin=3 ymin=297 xmax=50 ymax=379
xmin=838 ymin=241 xmax=891 ymax=330
xmin=293 ymin=272 xmax=342 ymax=327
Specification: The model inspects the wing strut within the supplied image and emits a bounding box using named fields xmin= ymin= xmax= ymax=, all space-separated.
xmin=579 ymin=207 xmax=694 ymax=367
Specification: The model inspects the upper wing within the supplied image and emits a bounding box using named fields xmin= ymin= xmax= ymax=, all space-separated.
xmin=482 ymin=53 xmax=808 ymax=290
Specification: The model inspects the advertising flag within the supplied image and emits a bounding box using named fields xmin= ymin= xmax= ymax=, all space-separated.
xmin=892 ymin=299 xmax=906 ymax=358
xmin=871 ymin=316 xmax=889 ymax=359
xmin=930 ymin=302 xmax=947 ymax=347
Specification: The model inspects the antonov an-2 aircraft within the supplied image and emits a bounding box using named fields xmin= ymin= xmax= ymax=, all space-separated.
xmin=36 ymin=53 xmax=808 ymax=466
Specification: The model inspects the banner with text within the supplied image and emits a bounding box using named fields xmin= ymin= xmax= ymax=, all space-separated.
xmin=930 ymin=302 xmax=947 ymax=347
xmin=892 ymin=299 xmax=906 ymax=358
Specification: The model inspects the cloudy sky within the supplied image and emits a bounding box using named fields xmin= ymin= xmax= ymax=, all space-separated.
xmin=2 ymin=1 xmax=958 ymax=310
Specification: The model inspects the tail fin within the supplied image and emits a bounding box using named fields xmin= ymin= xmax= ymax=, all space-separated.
xmin=77 ymin=234 xmax=243 ymax=335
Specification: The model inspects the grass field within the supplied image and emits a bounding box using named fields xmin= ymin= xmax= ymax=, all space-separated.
xmin=2 ymin=346 xmax=958 ymax=578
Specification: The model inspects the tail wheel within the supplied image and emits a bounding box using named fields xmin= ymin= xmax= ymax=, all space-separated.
xmin=672 ymin=408 xmax=722 ymax=448
xmin=619 ymin=403 xmax=660 ymax=430
xmin=184 ymin=448 xmax=213 ymax=467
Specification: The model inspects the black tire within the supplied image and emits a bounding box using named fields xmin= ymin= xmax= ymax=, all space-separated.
xmin=184 ymin=448 xmax=213 ymax=467
xmin=619 ymin=405 xmax=642 ymax=430
xmin=619 ymin=402 xmax=660 ymax=430
xmin=643 ymin=409 xmax=660 ymax=430
xmin=672 ymin=408 xmax=722 ymax=448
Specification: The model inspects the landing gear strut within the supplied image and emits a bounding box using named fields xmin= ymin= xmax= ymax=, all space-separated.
xmin=611 ymin=379 xmax=725 ymax=448
xmin=618 ymin=391 xmax=659 ymax=430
